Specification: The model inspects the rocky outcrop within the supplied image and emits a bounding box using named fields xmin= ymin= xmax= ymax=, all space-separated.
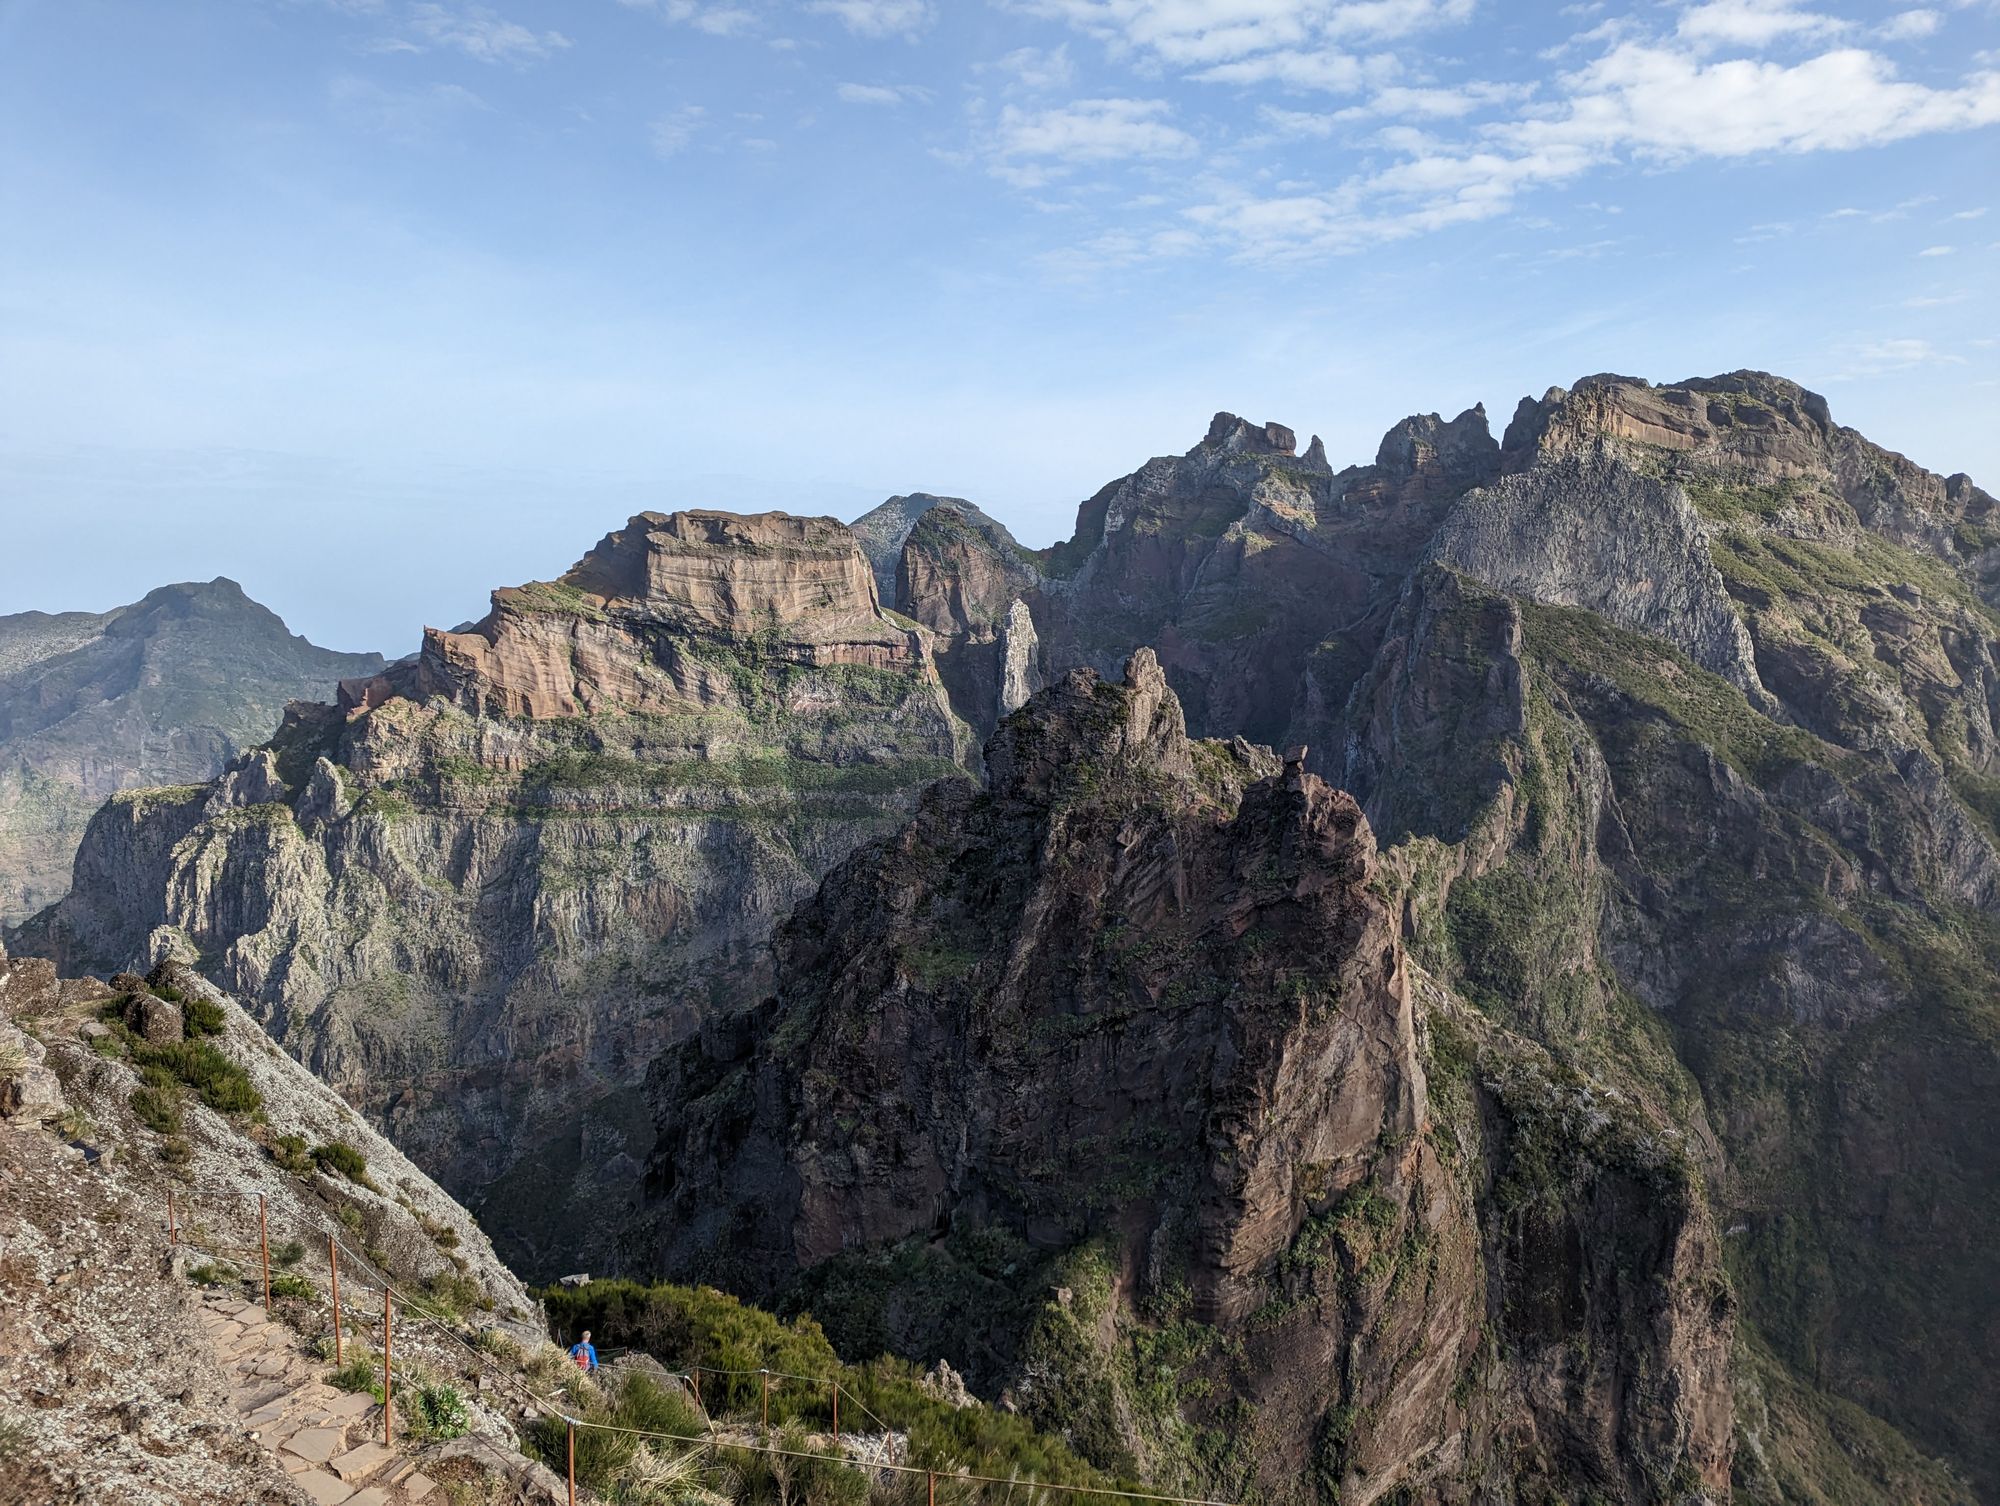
xmin=0 ymin=580 xmax=382 ymax=924
xmin=848 ymin=492 xmax=1018 ymax=609
xmin=638 ymin=654 xmax=1732 ymax=1504
xmin=1428 ymin=451 xmax=1765 ymax=693
xmin=11 ymin=512 xmax=965 ymax=1281
xmin=894 ymin=504 xmax=1046 ymax=740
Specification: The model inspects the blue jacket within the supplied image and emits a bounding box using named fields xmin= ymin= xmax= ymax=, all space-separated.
xmin=569 ymin=1341 xmax=598 ymax=1370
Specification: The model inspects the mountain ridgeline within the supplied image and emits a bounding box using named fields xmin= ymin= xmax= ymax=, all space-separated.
xmin=0 ymin=579 xmax=383 ymax=925
xmin=11 ymin=370 xmax=1999 ymax=1505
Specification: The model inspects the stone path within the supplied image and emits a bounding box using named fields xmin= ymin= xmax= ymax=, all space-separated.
xmin=198 ymin=1292 xmax=441 ymax=1505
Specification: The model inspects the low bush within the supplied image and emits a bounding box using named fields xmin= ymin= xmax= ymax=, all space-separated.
xmin=272 ymin=1134 xmax=314 ymax=1176
xmin=273 ymin=1239 xmax=306 ymax=1268
xmin=130 ymin=1067 xmax=184 ymax=1136
xmin=409 ymin=1382 xmax=472 ymax=1441
xmin=132 ymin=1039 xmax=262 ymax=1117
xmin=541 ymin=1277 xmax=1129 ymax=1492
xmin=329 ymin=1355 xmax=379 ymax=1394
xmin=159 ymin=1135 xmax=192 ymax=1165
xmin=187 ymin=1262 xmax=236 ymax=1288
xmin=421 ymin=1269 xmax=490 ymax=1318
xmin=271 ymin=1273 xmax=315 ymax=1301
xmin=181 ymin=996 xmax=225 ymax=1036
xmin=312 ymin=1141 xmax=368 ymax=1181
xmin=525 ymin=1374 xmax=706 ymax=1493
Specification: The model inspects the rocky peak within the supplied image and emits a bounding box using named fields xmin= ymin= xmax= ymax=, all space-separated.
xmin=848 ymin=492 xmax=1016 ymax=610
xmin=559 ymin=509 xmax=885 ymax=630
xmin=399 ymin=508 xmax=930 ymax=720
xmin=985 ymin=648 xmax=1192 ymax=801
xmin=1204 ymin=411 xmax=1297 ymax=456
xmin=1502 ymin=370 xmax=1839 ymax=472
xmin=1373 ymin=403 xmax=1500 ymax=492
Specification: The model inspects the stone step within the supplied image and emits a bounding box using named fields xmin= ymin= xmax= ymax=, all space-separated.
xmin=281 ymin=1426 xmax=346 ymax=1465
xmin=328 ymin=1440 xmax=394 ymax=1483
xmin=294 ymin=1471 xmax=356 ymax=1506
xmin=405 ymin=1471 xmax=438 ymax=1500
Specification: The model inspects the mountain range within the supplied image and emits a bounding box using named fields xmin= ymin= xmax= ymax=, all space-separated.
xmin=5 ymin=368 xmax=1997 ymax=1505
xmin=0 ymin=578 xmax=383 ymax=925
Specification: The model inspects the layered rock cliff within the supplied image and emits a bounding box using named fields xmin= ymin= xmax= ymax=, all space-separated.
xmin=637 ymin=653 xmax=1733 ymax=1504
xmin=12 ymin=512 xmax=967 ymax=1279
xmin=0 ymin=580 xmax=383 ymax=925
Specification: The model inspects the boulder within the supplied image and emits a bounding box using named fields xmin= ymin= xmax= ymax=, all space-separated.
xmin=0 ymin=1020 xmax=64 ymax=1122
xmin=124 ymin=993 xmax=183 ymax=1045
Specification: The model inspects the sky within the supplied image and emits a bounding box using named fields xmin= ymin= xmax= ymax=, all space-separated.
xmin=1 ymin=0 xmax=1997 ymax=654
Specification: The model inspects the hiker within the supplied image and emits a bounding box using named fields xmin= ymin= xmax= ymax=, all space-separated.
xmin=569 ymin=1330 xmax=599 ymax=1371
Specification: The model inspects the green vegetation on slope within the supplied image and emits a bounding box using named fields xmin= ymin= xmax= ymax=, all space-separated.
xmin=539 ymin=1278 xmax=1141 ymax=1497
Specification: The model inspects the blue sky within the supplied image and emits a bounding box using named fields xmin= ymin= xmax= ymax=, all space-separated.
xmin=2 ymin=0 xmax=1996 ymax=653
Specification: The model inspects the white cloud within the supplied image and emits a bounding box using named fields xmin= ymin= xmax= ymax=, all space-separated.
xmin=1347 ymin=80 xmax=1536 ymax=118
xmin=1506 ymin=43 xmax=2000 ymax=161
xmin=1880 ymin=9 xmax=1942 ymax=41
xmin=992 ymin=45 xmax=1076 ymax=93
xmin=1174 ymin=38 xmax=2000 ymax=263
xmin=837 ymin=81 xmax=932 ymax=105
xmin=1676 ymin=0 xmax=1849 ymax=51
xmin=650 ymin=105 xmax=707 ymax=156
xmin=633 ymin=0 xmax=759 ymax=29
xmin=1004 ymin=0 xmax=1474 ymax=67
xmin=1833 ymin=337 xmax=1966 ymax=376
xmin=405 ymin=2 xmax=569 ymax=64
xmin=1194 ymin=49 xmax=1371 ymax=92
xmin=805 ymin=0 xmax=933 ymax=38
xmin=1920 ymin=244 xmax=1958 ymax=254
xmin=989 ymin=97 xmax=1197 ymax=185
xmin=1948 ymin=206 xmax=1990 ymax=219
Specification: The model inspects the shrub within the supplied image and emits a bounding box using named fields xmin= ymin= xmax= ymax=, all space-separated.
xmin=131 ymin=1068 xmax=184 ymax=1136
xmin=329 ymin=1355 xmax=379 ymax=1394
xmin=410 ymin=1382 xmax=472 ymax=1441
xmin=310 ymin=1335 xmax=339 ymax=1361
xmin=187 ymin=1262 xmax=236 ymax=1287
xmin=526 ymin=1374 xmax=706 ymax=1492
xmin=149 ymin=983 xmax=186 ymax=1005
xmin=312 ymin=1142 xmax=368 ymax=1181
xmin=181 ymin=996 xmax=226 ymax=1037
xmin=271 ymin=1134 xmax=313 ymax=1176
xmin=336 ymin=1204 xmax=364 ymax=1235
xmin=474 ymin=1327 xmax=522 ymax=1363
xmin=271 ymin=1273 xmax=315 ymax=1301
xmin=132 ymin=1040 xmax=262 ymax=1117
xmin=159 ymin=1135 xmax=192 ymax=1165
xmin=53 ymin=1107 xmax=93 ymax=1141
xmin=274 ymin=1240 xmax=306 ymax=1269
xmin=0 ymin=1414 xmax=29 ymax=1463
xmin=421 ymin=1269 xmax=490 ymax=1318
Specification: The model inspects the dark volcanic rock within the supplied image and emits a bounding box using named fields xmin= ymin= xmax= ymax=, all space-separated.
xmin=639 ymin=651 xmax=1732 ymax=1504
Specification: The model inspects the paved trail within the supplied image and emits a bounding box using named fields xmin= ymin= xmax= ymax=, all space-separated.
xmin=197 ymin=1292 xmax=440 ymax=1506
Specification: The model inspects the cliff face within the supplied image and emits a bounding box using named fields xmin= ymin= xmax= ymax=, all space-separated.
xmin=0 ymin=580 xmax=383 ymax=925
xmin=12 ymin=512 xmax=966 ymax=1280
xmin=639 ymin=654 xmax=1734 ymax=1505
xmin=871 ymin=372 xmax=1999 ymax=1501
